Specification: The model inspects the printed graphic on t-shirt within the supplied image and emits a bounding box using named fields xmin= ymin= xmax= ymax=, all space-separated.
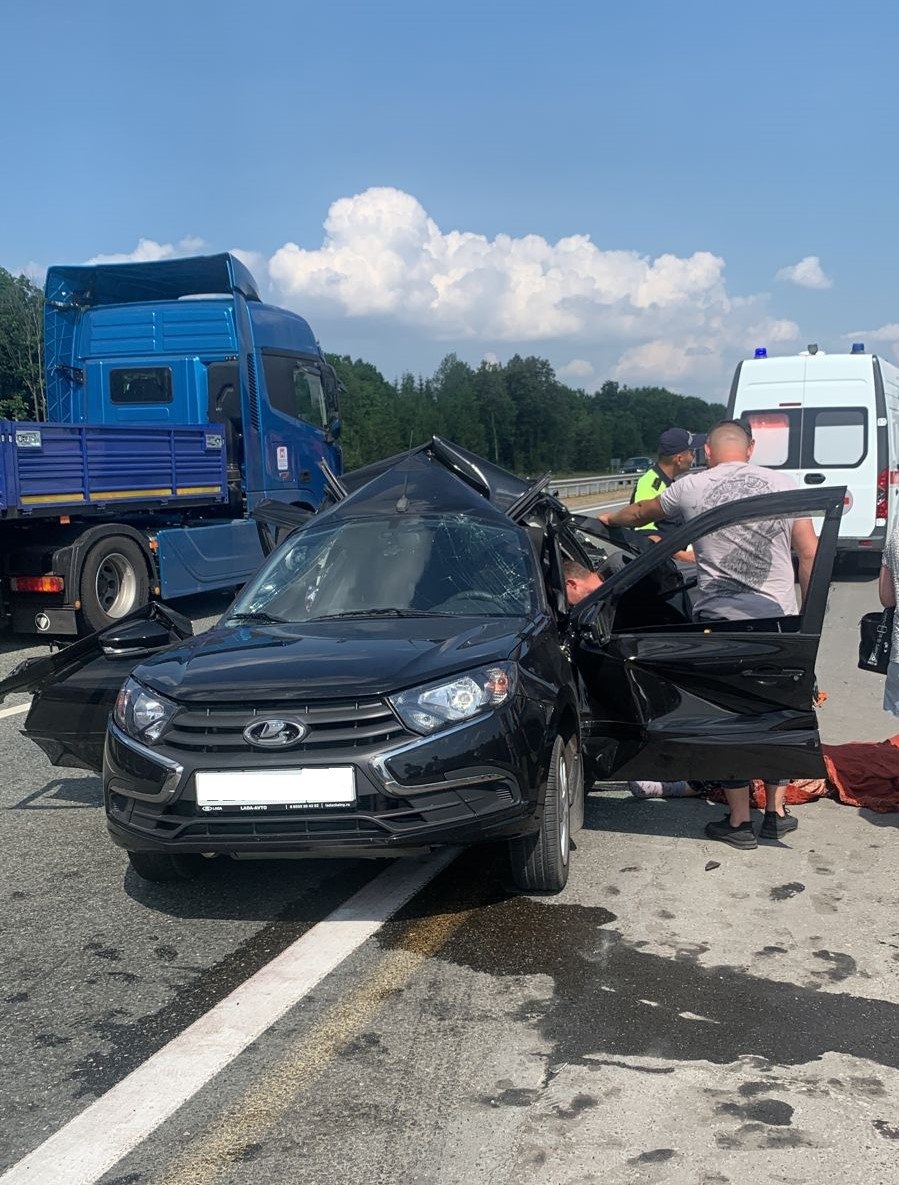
xmin=700 ymin=470 xmax=786 ymax=600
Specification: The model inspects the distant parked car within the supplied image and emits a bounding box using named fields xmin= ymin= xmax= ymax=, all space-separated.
xmin=619 ymin=456 xmax=652 ymax=474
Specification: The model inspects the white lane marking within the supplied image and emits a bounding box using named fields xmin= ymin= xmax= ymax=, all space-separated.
xmin=0 ymin=849 xmax=457 ymax=1185
xmin=0 ymin=702 xmax=30 ymax=719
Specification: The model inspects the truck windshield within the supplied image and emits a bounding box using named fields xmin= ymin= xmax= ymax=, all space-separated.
xmin=227 ymin=514 xmax=538 ymax=622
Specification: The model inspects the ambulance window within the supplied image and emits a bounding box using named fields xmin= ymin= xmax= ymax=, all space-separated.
xmin=745 ymin=411 xmax=791 ymax=467
xmin=810 ymin=408 xmax=866 ymax=468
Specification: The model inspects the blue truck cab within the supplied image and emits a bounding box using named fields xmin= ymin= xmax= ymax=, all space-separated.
xmin=0 ymin=253 xmax=342 ymax=635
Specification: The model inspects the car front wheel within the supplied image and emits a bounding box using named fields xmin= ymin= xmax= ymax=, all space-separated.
xmin=506 ymin=733 xmax=582 ymax=894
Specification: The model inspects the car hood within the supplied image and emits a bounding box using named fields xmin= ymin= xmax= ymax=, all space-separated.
xmin=134 ymin=617 xmax=526 ymax=703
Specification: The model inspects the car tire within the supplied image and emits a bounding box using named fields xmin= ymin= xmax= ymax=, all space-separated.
xmin=506 ymin=732 xmax=582 ymax=894
xmin=126 ymin=850 xmax=202 ymax=883
xmin=80 ymin=536 xmax=149 ymax=633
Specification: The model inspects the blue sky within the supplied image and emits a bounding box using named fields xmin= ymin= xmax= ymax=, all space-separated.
xmin=2 ymin=0 xmax=897 ymax=399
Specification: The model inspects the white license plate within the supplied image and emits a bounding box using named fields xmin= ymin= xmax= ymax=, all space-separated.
xmin=195 ymin=767 xmax=356 ymax=809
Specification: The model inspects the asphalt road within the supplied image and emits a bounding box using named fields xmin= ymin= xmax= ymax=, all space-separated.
xmin=0 ymin=575 xmax=897 ymax=1185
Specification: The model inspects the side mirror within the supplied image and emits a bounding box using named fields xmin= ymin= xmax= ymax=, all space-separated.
xmin=100 ymin=618 xmax=187 ymax=658
xmin=326 ymin=417 xmax=342 ymax=442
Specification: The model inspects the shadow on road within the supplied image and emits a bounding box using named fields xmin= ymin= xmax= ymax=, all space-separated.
xmin=855 ymin=807 xmax=899 ymax=829
xmin=587 ymin=787 xmax=899 ymax=836
xmin=8 ymin=776 xmax=102 ymax=810
xmin=122 ymin=855 xmax=381 ymax=920
xmin=584 ymin=792 xmax=724 ymax=842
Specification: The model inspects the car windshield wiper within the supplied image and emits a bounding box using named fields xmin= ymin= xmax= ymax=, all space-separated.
xmin=227 ymin=610 xmax=288 ymax=624
xmin=308 ymin=608 xmax=453 ymax=621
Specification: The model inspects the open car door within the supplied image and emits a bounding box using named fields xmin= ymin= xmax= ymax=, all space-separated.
xmin=0 ymin=604 xmax=192 ymax=773
xmin=568 ymin=486 xmax=843 ymax=782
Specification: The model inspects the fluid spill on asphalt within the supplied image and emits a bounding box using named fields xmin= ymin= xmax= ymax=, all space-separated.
xmin=628 ymin=1148 xmax=676 ymax=1164
xmin=389 ymin=863 xmax=899 ymax=1073
xmin=554 ymin=1092 xmax=598 ymax=1119
xmin=716 ymin=1098 xmax=794 ymax=1125
xmin=810 ymin=950 xmax=858 ymax=983
xmin=716 ymin=1123 xmax=814 ymax=1150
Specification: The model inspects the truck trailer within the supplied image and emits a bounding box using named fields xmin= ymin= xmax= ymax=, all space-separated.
xmin=0 ymin=253 xmax=342 ymax=635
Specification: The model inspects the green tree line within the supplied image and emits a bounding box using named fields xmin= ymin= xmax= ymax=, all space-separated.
xmin=0 ymin=267 xmax=44 ymax=419
xmin=328 ymin=352 xmax=726 ymax=474
xmin=0 ymin=264 xmax=725 ymax=473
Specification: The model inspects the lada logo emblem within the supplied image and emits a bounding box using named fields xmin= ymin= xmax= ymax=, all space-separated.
xmin=242 ymin=718 xmax=308 ymax=748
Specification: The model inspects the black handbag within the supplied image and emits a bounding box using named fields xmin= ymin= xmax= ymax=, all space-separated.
xmin=858 ymin=607 xmax=895 ymax=674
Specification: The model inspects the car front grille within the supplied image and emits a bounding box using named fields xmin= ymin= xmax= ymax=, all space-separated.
xmin=163 ymin=697 xmax=410 ymax=755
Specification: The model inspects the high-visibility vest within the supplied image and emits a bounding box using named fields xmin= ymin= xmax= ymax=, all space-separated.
xmin=629 ymin=464 xmax=679 ymax=532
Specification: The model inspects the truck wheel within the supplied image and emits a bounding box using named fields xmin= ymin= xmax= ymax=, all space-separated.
xmin=80 ymin=537 xmax=149 ymax=632
xmin=126 ymin=851 xmax=201 ymax=883
xmin=506 ymin=733 xmax=582 ymax=894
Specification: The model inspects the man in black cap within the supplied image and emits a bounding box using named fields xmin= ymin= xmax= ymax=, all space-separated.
xmin=628 ymin=427 xmax=700 ymax=536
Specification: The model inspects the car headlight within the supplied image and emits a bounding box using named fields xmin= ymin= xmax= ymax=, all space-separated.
xmin=389 ymin=664 xmax=515 ymax=735
xmin=113 ymin=677 xmax=177 ymax=744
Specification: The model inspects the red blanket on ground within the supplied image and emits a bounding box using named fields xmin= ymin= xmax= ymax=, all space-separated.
xmin=744 ymin=736 xmax=899 ymax=813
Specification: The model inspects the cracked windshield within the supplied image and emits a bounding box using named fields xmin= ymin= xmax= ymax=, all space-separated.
xmin=229 ymin=514 xmax=538 ymax=622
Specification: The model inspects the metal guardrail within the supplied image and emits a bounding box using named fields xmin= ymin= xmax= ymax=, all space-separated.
xmin=549 ymin=473 xmax=639 ymax=499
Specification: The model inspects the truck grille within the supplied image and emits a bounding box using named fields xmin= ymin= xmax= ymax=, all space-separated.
xmin=163 ymin=697 xmax=409 ymax=755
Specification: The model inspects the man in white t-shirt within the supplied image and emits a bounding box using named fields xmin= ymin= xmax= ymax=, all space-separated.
xmin=601 ymin=420 xmax=819 ymax=851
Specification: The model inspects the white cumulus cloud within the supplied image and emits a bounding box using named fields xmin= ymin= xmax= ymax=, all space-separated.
xmin=229 ymin=247 xmax=267 ymax=279
xmin=615 ymin=339 xmax=718 ymax=384
xmin=775 ymin=255 xmax=833 ymax=290
xmin=844 ymin=322 xmax=899 ymax=363
xmin=748 ymin=318 xmax=800 ymax=344
xmin=64 ymin=191 xmax=827 ymax=393
xmin=269 ymin=187 xmax=730 ymax=343
xmin=558 ymin=358 xmax=595 ymax=381
xmin=845 ymin=322 xmax=899 ymax=342
xmin=87 ymin=236 xmax=207 ymax=265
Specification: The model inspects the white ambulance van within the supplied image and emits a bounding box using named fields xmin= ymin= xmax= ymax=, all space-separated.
xmin=728 ymin=345 xmax=899 ymax=561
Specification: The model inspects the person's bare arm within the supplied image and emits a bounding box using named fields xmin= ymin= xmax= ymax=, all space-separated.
xmin=880 ymin=563 xmax=896 ymax=608
xmin=791 ymin=517 xmax=818 ymax=609
xmin=600 ymin=495 xmax=666 ymax=530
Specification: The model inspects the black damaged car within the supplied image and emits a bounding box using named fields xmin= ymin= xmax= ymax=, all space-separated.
xmin=0 ymin=439 xmax=843 ymax=894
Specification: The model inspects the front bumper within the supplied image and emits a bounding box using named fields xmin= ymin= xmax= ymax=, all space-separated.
xmin=103 ymin=703 xmax=546 ymax=855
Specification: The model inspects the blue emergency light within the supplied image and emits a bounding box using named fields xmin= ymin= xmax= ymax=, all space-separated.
xmin=754 ymin=347 xmax=768 ymax=358
xmin=851 ymin=342 xmax=865 ymax=353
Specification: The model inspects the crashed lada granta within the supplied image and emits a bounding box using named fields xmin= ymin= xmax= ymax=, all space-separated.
xmin=0 ymin=439 xmax=844 ymax=893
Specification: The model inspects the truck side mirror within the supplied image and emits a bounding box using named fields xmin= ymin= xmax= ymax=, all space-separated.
xmin=326 ymin=417 xmax=342 ymax=442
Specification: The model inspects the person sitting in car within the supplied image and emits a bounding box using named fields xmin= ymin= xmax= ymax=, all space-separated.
xmin=563 ymin=560 xmax=604 ymax=605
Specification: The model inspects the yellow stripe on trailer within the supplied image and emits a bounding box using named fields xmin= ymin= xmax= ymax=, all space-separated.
xmin=22 ymin=485 xmax=221 ymax=506
xmin=20 ymin=493 xmax=86 ymax=505
xmin=88 ymin=488 xmax=173 ymax=501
